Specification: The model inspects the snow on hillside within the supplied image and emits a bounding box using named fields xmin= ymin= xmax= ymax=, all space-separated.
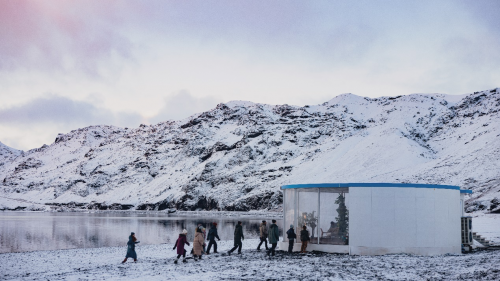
xmin=0 ymin=89 xmax=499 ymax=212
xmin=0 ymin=141 xmax=22 ymax=164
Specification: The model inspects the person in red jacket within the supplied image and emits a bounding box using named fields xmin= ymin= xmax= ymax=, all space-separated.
xmin=173 ymin=229 xmax=190 ymax=263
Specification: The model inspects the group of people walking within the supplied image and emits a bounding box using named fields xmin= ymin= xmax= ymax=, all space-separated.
xmin=123 ymin=220 xmax=313 ymax=263
xmin=173 ymin=222 xmax=221 ymax=263
xmin=257 ymin=221 xmax=313 ymax=255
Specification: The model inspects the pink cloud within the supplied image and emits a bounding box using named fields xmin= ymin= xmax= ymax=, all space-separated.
xmin=0 ymin=0 xmax=131 ymax=75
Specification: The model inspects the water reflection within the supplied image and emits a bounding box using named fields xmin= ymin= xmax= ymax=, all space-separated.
xmin=0 ymin=212 xmax=282 ymax=253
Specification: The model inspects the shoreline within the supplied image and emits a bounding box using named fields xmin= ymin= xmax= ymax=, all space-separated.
xmin=0 ymin=209 xmax=284 ymax=218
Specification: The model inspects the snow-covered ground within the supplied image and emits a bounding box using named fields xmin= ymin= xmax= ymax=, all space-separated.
xmin=1 ymin=238 xmax=499 ymax=280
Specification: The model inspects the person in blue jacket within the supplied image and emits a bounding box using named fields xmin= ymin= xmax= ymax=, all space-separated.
xmin=206 ymin=222 xmax=221 ymax=254
xmin=122 ymin=232 xmax=140 ymax=263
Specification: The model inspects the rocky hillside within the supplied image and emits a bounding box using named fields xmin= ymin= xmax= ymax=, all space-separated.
xmin=1 ymin=89 xmax=499 ymax=212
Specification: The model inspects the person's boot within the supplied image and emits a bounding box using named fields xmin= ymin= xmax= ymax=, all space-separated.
xmin=134 ymin=259 xmax=137 ymax=262
xmin=122 ymin=258 xmax=127 ymax=263
xmin=182 ymin=258 xmax=187 ymax=263
xmin=174 ymin=258 xmax=178 ymax=264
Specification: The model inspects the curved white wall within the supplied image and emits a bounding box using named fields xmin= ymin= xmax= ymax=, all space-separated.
xmin=349 ymin=186 xmax=461 ymax=255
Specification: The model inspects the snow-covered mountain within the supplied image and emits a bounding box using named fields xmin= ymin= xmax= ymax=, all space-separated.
xmin=1 ymin=89 xmax=499 ymax=212
xmin=0 ymin=141 xmax=22 ymax=164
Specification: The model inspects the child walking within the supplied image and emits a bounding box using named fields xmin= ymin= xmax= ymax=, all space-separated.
xmin=173 ymin=229 xmax=190 ymax=263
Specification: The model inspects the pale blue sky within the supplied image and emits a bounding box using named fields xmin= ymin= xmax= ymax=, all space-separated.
xmin=0 ymin=0 xmax=499 ymax=150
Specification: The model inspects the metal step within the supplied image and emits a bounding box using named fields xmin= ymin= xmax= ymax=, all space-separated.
xmin=472 ymin=232 xmax=494 ymax=247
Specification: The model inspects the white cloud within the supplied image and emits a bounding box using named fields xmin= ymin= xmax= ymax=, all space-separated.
xmin=1 ymin=1 xmax=499 ymax=149
xmin=148 ymin=91 xmax=220 ymax=124
xmin=0 ymin=95 xmax=144 ymax=150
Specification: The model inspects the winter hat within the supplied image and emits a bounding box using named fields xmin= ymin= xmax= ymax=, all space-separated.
xmin=182 ymin=229 xmax=187 ymax=234
xmin=272 ymin=219 xmax=276 ymax=223
xmin=131 ymin=232 xmax=135 ymax=235
xmin=213 ymin=222 xmax=218 ymax=226
xmin=290 ymin=224 xmax=294 ymax=228
xmin=262 ymin=220 xmax=266 ymax=223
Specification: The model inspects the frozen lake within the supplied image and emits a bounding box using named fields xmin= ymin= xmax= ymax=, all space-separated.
xmin=0 ymin=212 xmax=283 ymax=253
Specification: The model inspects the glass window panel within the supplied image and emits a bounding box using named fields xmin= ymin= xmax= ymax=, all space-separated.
xmin=283 ymin=189 xmax=296 ymax=242
xmin=297 ymin=188 xmax=319 ymax=244
xmin=319 ymin=189 xmax=349 ymax=245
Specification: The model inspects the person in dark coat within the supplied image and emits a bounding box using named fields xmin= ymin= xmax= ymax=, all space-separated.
xmin=173 ymin=229 xmax=190 ymax=263
xmin=206 ymin=222 xmax=221 ymax=254
xmin=286 ymin=224 xmax=296 ymax=253
xmin=228 ymin=221 xmax=244 ymax=255
xmin=122 ymin=232 xmax=140 ymax=263
xmin=256 ymin=220 xmax=269 ymax=251
xmin=300 ymin=225 xmax=310 ymax=253
xmin=267 ymin=219 xmax=280 ymax=256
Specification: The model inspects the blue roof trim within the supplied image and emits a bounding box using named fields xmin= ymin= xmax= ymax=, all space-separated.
xmin=460 ymin=190 xmax=473 ymax=194
xmin=280 ymin=183 xmax=461 ymax=190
